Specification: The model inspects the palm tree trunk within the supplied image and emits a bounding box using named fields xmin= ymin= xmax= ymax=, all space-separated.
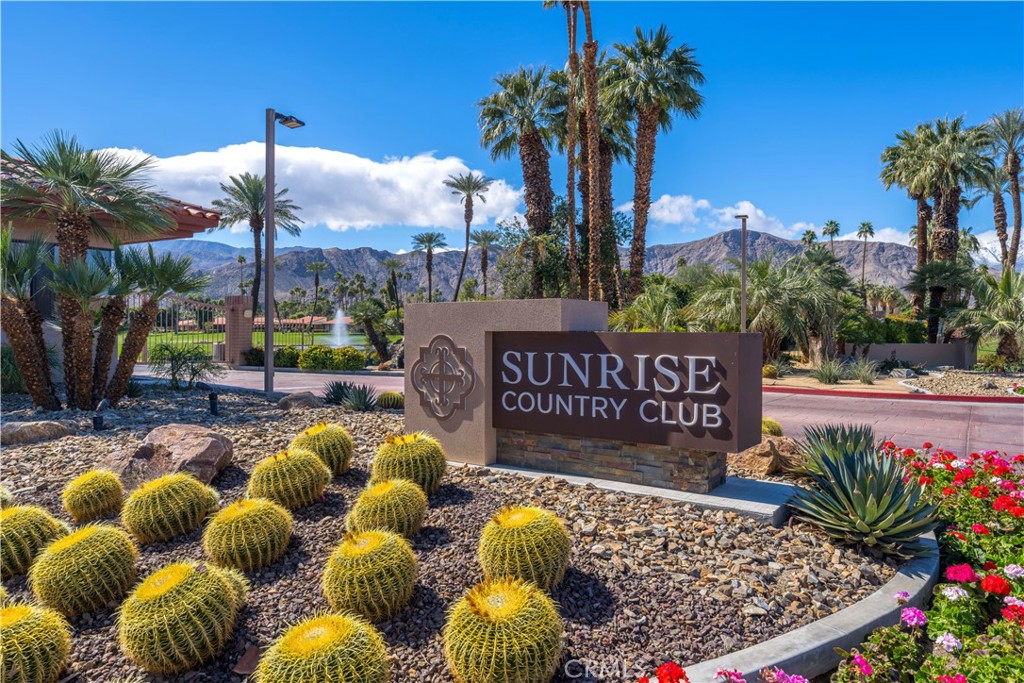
xmin=626 ymin=105 xmax=660 ymax=302
xmin=581 ymin=3 xmax=601 ymax=302
xmin=251 ymin=223 xmax=262 ymax=318
xmin=91 ymin=296 xmax=126 ymax=406
xmin=565 ymin=6 xmax=580 ymax=298
xmin=70 ymin=309 xmax=95 ymax=410
xmin=993 ymin=186 xmax=1009 ymax=270
xmin=911 ymin=196 xmax=932 ymax=314
xmin=1007 ymin=153 xmax=1021 ymax=270
xmin=996 ymin=330 xmax=1020 ymax=362
xmin=426 ymin=250 xmax=433 ymax=302
xmin=861 ymin=238 xmax=868 ymax=304
xmin=1 ymin=295 xmax=60 ymax=409
xmin=24 ymin=300 xmax=61 ymax=408
xmin=481 ymin=247 xmax=489 ymax=298
xmin=55 ymin=215 xmax=92 ymax=406
xmin=933 ymin=187 xmax=961 ymax=263
xmin=363 ymin=319 xmax=390 ymax=363
xmin=598 ymin=136 xmax=617 ymax=305
xmin=925 ymin=286 xmax=943 ymax=344
xmin=454 ymin=198 xmax=473 ymax=302
xmin=106 ymin=298 xmax=158 ymax=406
xmin=519 ymin=129 xmax=554 ymax=299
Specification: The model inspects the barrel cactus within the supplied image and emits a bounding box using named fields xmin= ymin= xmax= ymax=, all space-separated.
xmin=121 ymin=473 xmax=219 ymax=544
xmin=372 ymin=433 xmax=446 ymax=495
xmin=29 ymin=524 xmax=138 ymax=616
xmin=254 ymin=613 xmax=389 ymax=683
xmin=377 ymin=391 xmax=404 ymax=410
xmin=61 ymin=469 xmax=123 ymax=523
xmin=0 ymin=485 xmax=13 ymax=508
xmin=0 ymin=602 xmax=72 ymax=683
xmin=478 ymin=506 xmax=571 ymax=591
xmin=0 ymin=506 xmax=68 ymax=579
xmin=246 ymin=448 xmax=331 ymax=510
xmin=203 ymin=498 xmax=293 ymax=571
xmin=322 ymin=530 xmax=417 ymax=622
xmin=0 ymin=586 xmax=8 ymax=606
xmin=761 ymin=417 xmax=783 ymax=437
xmin=290 ymin=423 xmax=354 ymax=475
xmin=443 ymin=577 xmax=563 ymax=683
xmin=346 ymin=479 xmax=427 ymax=538
xmin=118 ymin=561 xmax=248 ymax=674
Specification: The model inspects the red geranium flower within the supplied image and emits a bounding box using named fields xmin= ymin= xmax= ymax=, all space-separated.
xmin=655 ymin=662 xmax=689 ymax=683
xmin=983 ymin=560 xmax=997 ymax=570
xmin=922 ymin=441 xmax=933 ymax=449
xmin=946 ymin=564 xmax=979 ymax=582
xmin=971 ymin=485 xmax=990 ymax=499
xmin=942 ymin=487 xmax=956 ymax=497
xmin=972 ymin=524 xmax=990 ymax=535
xmin=883 ymin=441 xmax=896 ymax=450
xmin=947 ymin=530 xmax=966 ymax=541
xmin=1003 ymin=604 xmax=1024 ymax=625
xmin=981 ymin=574 xmax=1012 ymax=595
xmin=902 ymin=448 xmax=917 ymax=457
xmin=919 ymin=476 xmax=934 ymax=486
xmin=994 ymin=495 xmax=1016 ymax=511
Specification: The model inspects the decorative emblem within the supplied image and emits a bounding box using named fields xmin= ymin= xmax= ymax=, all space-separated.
xmin=411 ymin=335 xmax=476 ymax=420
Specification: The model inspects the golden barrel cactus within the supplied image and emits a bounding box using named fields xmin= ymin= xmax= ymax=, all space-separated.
xmin=246 ymin=448 xmax=331 ymax=510
xmin=443 ymin=578 xmax=563 ymax=683
xmin=29 ymin=524 xmax=138 ymax=616
xmin=121 ymin=473 xmax=219 ymax=544
xmin=290 ymin=423 xmax=354 ymax=475
xmin=371 ymin=433 xmax=446 ymax=495
xmin=0 ymin=506 xmax=68 ymax=580
xmin=61 ymin=469 xmax=123 ymax=523
xmin=322 ymin=530 xmax=417 ymax=622
xmin=761 ymin=417 xmax=783 ymax=436
xmin=376 ymin=391 xmax=404 ymax=410
xmin=478 ymin=506 xmax=571 ymax=591
xmin=254 ymin=613 xmax=389 ymax=683
xmin=0 ymin=602 xmax=72 ymax=683
xmin=0 ymin=484 xmax=14 ymax=508
xmin=345 ymin=479 xmax=427 ymax=538
xmin=203 ymin=498 xmax=293 ymax=572
xmin=118 ymin=561 xmax=248 ymax=674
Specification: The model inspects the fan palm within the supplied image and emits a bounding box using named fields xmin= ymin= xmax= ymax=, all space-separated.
xmin=988 ymin=108 xmax=1024 ymax=269
xmin=348 ymin=297 xmax=390 ymax=363
xmin=236 ymin=254 xmax=247 ymax=294
xmin=950 ymin=270 xmax=1024 ymax=361
xmin=608 ymin=281 xmax=687 ymax=331
xmin=881 ymin=124 xmax=938 ymax=291
xmin=579 ymin=1 xmax=602 ymax=301
xmin=856 ymin=221 xmax=874 ymax=303
xmin=801 ymin=230 xmax=818 ymax=248
xmin=470 ymin=229 xmax=500 ymax=297
xmin=905 ymin=260 xmax=972 ymax=344
xmin=210 ymin=172 xmax=303 ymax=317
xmin=929 ymin=117 xmax=993 ymax=263
xmin=443 ymin=173 xmax=493 ymax=302
xmin=411 ymin=232 xmax=447 ymax=302
xmin=609 ymin=25 xmax=705 ymax=302
xmin=821 ymin=220 xmax=840 ymax=254
xmin=90 ymin=246 xmax=140 ymax=405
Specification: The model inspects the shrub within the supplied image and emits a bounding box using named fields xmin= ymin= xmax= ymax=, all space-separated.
xmin=246 ymin=448 xmax=331 ymax=510
xmin=275 ymin=345 xmax=301 ymax=368
xmin=333 ymin=346 xmax=367 ymax=371
xmin=443 ymin=578 xmax=563 ymax=683
xmin=1 ymin=485 xmax=14 ymax=508
xmin=377 ymin=391 xmax=404 ymax=410
xmin=297 ymin=345 xmax=337 ymax=370
xmin=253 ymin=613 xmax=389 ymax=683
xmin=478 ymin=506 xmax=571 ymax=591
xmin=849 ymin=357 xmax=880 ymax=385
xmin=974 ymin=353 xmax=1024 ymax=373
xmin=242 ymin=346 xmax=265 ymax=366
xmin=290 ymin=423 xmax=354 ymax=475
xmin=125 ymin=378 xmax=146 ymax=398
xmin=148 ymin=343 xmax=225 ymax=389
xmin=322 ymin=529 xmax=417 ymax=621
xmin=372 ymin=433 xmax=447 ymax=495
xmin=0 ymin=344 xmax=25 ymax=393
xmin=121 ymin=473 xmax=220 ymax=544
xmin=883 ymin=314 xmax=927 ymax=343
xmin=809 ymin=357 xmax=848 ymax=384
xmin=346 ymin=479 xmax=427 ymax=538
xmin=344 ymin=384 xmax=378 ymax=412
xmin=0 ymin=506 xmax=68 ymax=579
xmin=118 ymin=561 xmax=248 ymax=674
xmin=0 ymin=602 xmax=72 ymax=683
xmin=323 ymin=380 xmax=355 ymax=405
xmin=61 ymin=469 xmax=123 ymax=523
xmin=761 ymin=417 xmax=783 ymax=436
xmin=29 ymin=524 xmax=137 ymax=616
xmin=203 ymin=498 xmax=293 ymax=572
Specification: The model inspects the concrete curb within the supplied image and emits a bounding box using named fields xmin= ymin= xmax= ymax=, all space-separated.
xmin=684 ymin=535 xmax=940 ymax=682
xmin=232 ymin=365 xmax=405 ymax=377
xmin=763 ymin=385 xmax=1023 ymax=404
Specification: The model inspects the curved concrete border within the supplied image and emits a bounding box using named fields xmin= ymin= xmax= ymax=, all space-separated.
xmin=684 ymin=535 xmax=939 ymax=682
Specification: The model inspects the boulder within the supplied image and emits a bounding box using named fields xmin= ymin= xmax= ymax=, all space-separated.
xmin=277 ymin=391 xmax=323 ymax=410
xmin=890 ymin=368 xmax=916 ymax=379
xmin=0 ymin=420 xmax=76 ymax=446
xmin=728 ymin=435 xmax=805 ymax=477
xmin=107 ymin=424 xmax=233 ymax=490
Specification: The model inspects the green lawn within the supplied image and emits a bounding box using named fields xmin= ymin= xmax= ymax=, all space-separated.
xmin=119 ymin=330 xmax=370 ymax=353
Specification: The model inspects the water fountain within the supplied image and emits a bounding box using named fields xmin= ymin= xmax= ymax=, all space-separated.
xmin=329 ymin=307 xmax=351 ymax=347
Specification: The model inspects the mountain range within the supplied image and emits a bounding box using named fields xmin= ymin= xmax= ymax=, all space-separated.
xmin=149 ymin=229 xmax=919 ymax=301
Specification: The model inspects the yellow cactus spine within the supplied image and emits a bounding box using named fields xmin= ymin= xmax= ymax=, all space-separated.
xmin=377 ymin=391 xmax=404 ymax=410
xmin=322 ymin=530 xmax=417 ymax=622
xmin=254 ymin=613 xmax=389 ymax=683
xmin=118 ymin=561 xmax=248 ymax=674
xmin=478 ymin=506 xmax=571 ymax=591
xmin=0 ymin=506 xmax=68 ymax=580
xmin=0 ymin=484 xmax=14 ymax=508
xmin=0 ymin=602 xmax=72 ymax=683
xmin=443 ymin=577 xmax=563 ymax=683
xmin=290 ymin=423 xmax=354 ymax=475
xmin=121 ymin=473 xmax=219 ymax=544
xmin=371 ymin=432 xmax=447 ymax=495
xmin=203 ymin=498 xmax=293 ymax=572
xmin=345 ymin=478 xmax=427 ymax=538
xmin=29 ymin=524 xmax=138 ymax=616
xmin=246 ymin=448 xmax=331 ymax=510
xmin=61 ymin=469 xmax=124 ymax=523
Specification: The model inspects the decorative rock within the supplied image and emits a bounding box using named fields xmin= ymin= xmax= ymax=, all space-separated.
xmin=0 ymin=420 xmax=76 ymax=445
xmin=889 ymin=368 xmax=915 ymax=379
xmin=105 ymin=424 xmax=233 ymax=490
xmin=728 ymin=436 xmax=804 ymax=476
xmin=277 ymin=392 xmax=323 ymax=410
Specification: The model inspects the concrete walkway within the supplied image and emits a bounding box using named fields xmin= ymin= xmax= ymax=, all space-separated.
xmin=134 ymin=367 xmax=1023 ymax=454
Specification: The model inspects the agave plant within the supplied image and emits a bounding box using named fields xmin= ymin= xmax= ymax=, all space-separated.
xmin=802 ymin=424 xmax=878 ymax=475
xmin=323 ymin=380 xmax=356 ymax=406
xmin=343 ymin=384 xmax=378 ymax=412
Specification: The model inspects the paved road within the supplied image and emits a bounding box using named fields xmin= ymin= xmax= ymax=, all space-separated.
xmin=135 ymin=367 xmax=1023 ymax=455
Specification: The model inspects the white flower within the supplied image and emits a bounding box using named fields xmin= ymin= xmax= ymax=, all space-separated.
xmin=935 ymin=632 xmax=962 ymax=652
xmin=1005 ymin=596 xmax=1024 ymax=608
xmin=1005 ymin=565 xmax=1024 ymax=580
xmin=951 ymin=459 xmax=970 ymax=469
xmin=941 ymin=586 xmax=969 ymax=601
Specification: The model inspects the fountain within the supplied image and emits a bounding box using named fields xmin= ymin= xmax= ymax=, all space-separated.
xmin=329 ymin=307 xmax=352 ymax=347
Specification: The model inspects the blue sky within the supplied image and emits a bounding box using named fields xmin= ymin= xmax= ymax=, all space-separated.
xmin=2 ymin=2 xmax=1021 ymax=257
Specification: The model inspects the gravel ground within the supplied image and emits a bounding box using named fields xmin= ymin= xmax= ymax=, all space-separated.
xmin=904 ymin=370 xmax=1024 ymax=397
xmin=1 ymin=388 xmax=899 ymax=683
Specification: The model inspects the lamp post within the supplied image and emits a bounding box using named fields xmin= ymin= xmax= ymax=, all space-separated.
xmin=265 ymin=108 xmax=305 ymax=397
xmin=734 ymin=214 xmax=748 ymax=332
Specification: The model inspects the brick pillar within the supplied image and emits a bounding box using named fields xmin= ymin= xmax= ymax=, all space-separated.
xmin=224 ymin=295 xmax=254 ymax=365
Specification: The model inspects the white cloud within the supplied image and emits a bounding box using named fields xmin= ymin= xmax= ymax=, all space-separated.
xmin=620 ymin=193 xmax=813 ymax=239
xmin=104 ymin=142 xmax=524 ymax=234
xmin=619 ymin=194 xmax=711 ymax=227
xmin=836 ymin=226 xmax=911 ymax=245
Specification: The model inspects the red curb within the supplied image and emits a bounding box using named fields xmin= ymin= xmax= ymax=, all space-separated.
xmin=763 ymin=385 xmax=1024 ymax=404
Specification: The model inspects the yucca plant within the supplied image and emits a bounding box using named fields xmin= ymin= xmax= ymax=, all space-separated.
xmin=849 ymin=357 xmax=880 ymax=385
xmin=802 ymin=423 xmax=878 ymax=475
xmin=323 ymin=380 xmax=355 ymax=406
xmin=343 ymin=384 xmax=378 ymax=412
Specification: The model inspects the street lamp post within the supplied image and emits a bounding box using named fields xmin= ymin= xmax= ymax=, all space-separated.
xmin=734 ymin=214 xmax=749 ymax=332
xmin=265 ymin=108 xmax=305 ymax=397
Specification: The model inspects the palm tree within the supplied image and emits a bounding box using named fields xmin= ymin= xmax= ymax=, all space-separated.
xmin=951 ymin=270 xmax=1024 ymax=361
xmin=443 ymin=173 xmax=493 ymax=302
xmin=821 ymin=220 xmax=840 ymax=254
xmin=411 ymin=232 xmax=447 ymax=303
xmin=608 ymin=281 xmax=687 ymax=331
xmin=91 ymin=246 xmax=139 ymax=406
xmin=380 ymin=257 xmax=404 ymax=308
xmin=348 ymin=297 xmax=391 ymax=363
xmin=971 ymin=167 xmax=1010 ymax=268
xmin=306 ymin=261 xmax=328 ymax=332
xmin=801 ymin=230 xmax=818 ymax=248
xmin=470 ymin=229 xmax=500 ymax=297
xmin=210 ymin=172 xmax=303 ymax=317
xmin=856 ymin=221 xmax=875 ymax=302
xmin=988 ymin=108 xmax=1024 ymax=270
xmin=905 ymin=260 xmax=972 ymax=344
xmin=881 ymin=125 xmax=937 ymax=297
xmin=610 ymin=25 xmax=705 ymax=302
xmin=236 ymin=254 xmax=247 ymax=294
xmin=929 ymin=117 xmax=993 ymax=264
xmin=579 ymin=0 xmax=602 ymax=301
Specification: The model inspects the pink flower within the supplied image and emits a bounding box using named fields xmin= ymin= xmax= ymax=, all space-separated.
xmin=715 ymin=669 xmax=745 ymax=683
xmin=901 ymin=606 xmax=927 ymax=627
xmin=945 ymin=564 xmax=979 ymax=583
xmin=971 ymin=523 xmax=990 ymax=535
xmin=936 ymin=675 xmax=967 ymax=683
xmin=893 ymin=590 xmax=911 ymax=604
xmin=935 ymin=632 xmax=962 ymax=652
xmin=851 ymin=653 xmax=873 ymax=676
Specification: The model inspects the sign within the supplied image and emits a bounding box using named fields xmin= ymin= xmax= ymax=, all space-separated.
xmin=410 ymin=335 xmax=476 ymax=420
xmin=492 ymin=331 xmax=762 ymax=452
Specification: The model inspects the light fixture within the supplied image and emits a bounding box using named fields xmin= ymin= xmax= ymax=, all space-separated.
xmin=275 ymin=113 xmax=305 ymax=129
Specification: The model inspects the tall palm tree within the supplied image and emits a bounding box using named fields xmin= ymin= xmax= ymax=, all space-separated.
xmin=929 ymin=117 xmax=993 ymax=264
xmin=411 ymin=232 xmax=447 ymax=302
xmin=236 ymin=254 xmax=247 ymax=295
xmin=210 ymin=172 xmax=303 ymax=317
xmin=971 ymin=167 xmax=1010 ymax=268
xmin=443 ymin=172 xmax=493 ymax=302
xmin=821 ymin=220 xmax=840 ymax=254
xmin=306 ymin=261 xmax=328 ymax=332
xmin=988 ymin=108 xmax=1024 ymax=270
xmin=579 ymin=0 xmax=602 ymax=301
xmin=610 ymin=25 xmax=705 ymax=301
xmin=856 ymin=221 xmax=875 ymax=303
xmin=380 ymin=257 xmax=404 ymax=308
xmin=470 ymin=229 xmax=500 ymax=297
xmin=801 ymin=230 xmax=818 ymax=248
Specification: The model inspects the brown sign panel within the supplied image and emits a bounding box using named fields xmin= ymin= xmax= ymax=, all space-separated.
xmin=491 ymin=332 xmax=762 ymax=452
